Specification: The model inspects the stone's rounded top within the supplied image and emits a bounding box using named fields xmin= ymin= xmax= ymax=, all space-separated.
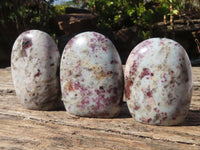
xmin=16 ymin=29 xmax=51 ymax=38
xmin=13 ymin=29 xmax=56 ymax=46
xmin=62 ymin=31 xmax=120 ymax=66
xmin=125 ymin=37 xmax=190 ymax=76
xmin=129 ymin=37 xmax=185 ymax=55
xmin=12 ymin=29 xmax=59 ymax=60
xmin=14 ymin=30 xmax=57 ymax=47
xmin=65 ymin=31 xmax=111 ymax=48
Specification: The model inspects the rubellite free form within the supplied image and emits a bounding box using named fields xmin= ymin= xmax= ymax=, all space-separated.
xmin=125 ymin=38 xmax=193 ymax=125
xmin=11 ymin=30 xmax=62 ymax=110
xmin=60 ymin=32 xmax=123 ymax=118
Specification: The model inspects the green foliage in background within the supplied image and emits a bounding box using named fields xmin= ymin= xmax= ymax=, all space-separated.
xmin=86 ymin=0 xmax=153 ymax=30
xmin=54 ymin=0 xmax=86 ymax=14
xmin=85 ymin=0 xmax=157 ymax=30
xmin=1 ymin=0 xmax=200 ymax=40
xmin=55 ymin=4 xmax=67 ymax=15
xmin=84 ymin=0 xmax=200 ymax=38
xmin=0 ymin=0 xmax=57 ymax=35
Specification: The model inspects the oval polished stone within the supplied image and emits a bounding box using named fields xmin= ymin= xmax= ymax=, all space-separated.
xmin=125 ymin=38 xmax=193 ymax=125
xmin=11 ymin=30 xmax=62 ymax=110
xmin=60 ymin=31 xmax=123 ymax=118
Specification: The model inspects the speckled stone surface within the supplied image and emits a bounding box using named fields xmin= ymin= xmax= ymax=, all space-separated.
xmin=60 ymin=32 xmax=123 ymax=118
xmin=125 ymin=38 xmax=193 ymax=125
xmin=11 ymin=30 xmax=62 ymax=110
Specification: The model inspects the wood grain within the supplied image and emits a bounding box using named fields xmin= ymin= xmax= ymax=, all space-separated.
xmin=0 ymin=67 xmax=200 ymax=150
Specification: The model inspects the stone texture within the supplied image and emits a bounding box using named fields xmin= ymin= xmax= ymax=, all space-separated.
xmin=11 ymin=30 xmax=63 ymax=110
xmin=60 ymin=32 xmax=123 ymax=118
xmin=125 ymin=38 xmax=193 ymax=125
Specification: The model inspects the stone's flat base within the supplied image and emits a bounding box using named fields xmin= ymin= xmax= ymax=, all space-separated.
xmin=0 ymin=67 xmax=200 ymax=149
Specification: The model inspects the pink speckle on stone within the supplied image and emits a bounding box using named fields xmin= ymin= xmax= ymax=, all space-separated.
xmin=90 ymin=43 xmax=96 ymax=52
xmin=102 ymin=47 xmax=106 ymax=51
xmin=162 ymin=117 xmax=167 ymax=121
xmin=34 ymin=69 xmax=41 ymax=78
xmin=134 ymin=102 xmax=140 ymax=111
xmin=146 ymin=90 xmax=153 ymax=98
xmin=147 ymin=118 xmax=152 ymax=123
xmin=107 ymin=71 xmax=113 ymax=75
xmin=154 ymin=108 xmax=159 ymax=113
xmin=139 ymin=68 xmax=153 ymax=79
xmin=80 ymin=100 xmax=90 ymax=108
xmin=162 ymin=73 xmax=168 ymax=83
xmin=110 ymin=60 xmax=118 ymax=64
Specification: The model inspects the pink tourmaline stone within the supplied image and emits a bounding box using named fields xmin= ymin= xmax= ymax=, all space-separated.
xmin=11 ymin=30 xmax=62 ymax=110
xmin=125 ymin=38 xmax=193 ymax=125
xmin=60 ymin=32 xmax=123 ymax=118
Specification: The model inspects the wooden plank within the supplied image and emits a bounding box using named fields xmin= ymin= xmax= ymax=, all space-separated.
xmin=0 ymin=67 xmax=15 ymax=96
xmin=0 ymin=67 xmax=200 ymax=150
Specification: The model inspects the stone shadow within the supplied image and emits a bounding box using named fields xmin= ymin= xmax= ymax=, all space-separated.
xmin=181 ymin=109 xmax=200 ymax=126
xmin=117 ymin=102 xmax=132 ymax=118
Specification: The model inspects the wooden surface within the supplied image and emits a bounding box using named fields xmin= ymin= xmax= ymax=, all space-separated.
xmin=0 ymin=67 xmax=200 ymax=150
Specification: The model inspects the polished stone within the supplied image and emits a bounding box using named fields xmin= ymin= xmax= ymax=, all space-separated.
xmin=60 ymin=32 xmax=123 ymax=118
xmin=125 ymin=38 xmax=193 ymax=125
xmin=11 ymin=30 xmax=61 ymax=110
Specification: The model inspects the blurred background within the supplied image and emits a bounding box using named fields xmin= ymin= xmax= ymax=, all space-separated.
xmin=1 ymin=0 xmax=200 ymax=67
